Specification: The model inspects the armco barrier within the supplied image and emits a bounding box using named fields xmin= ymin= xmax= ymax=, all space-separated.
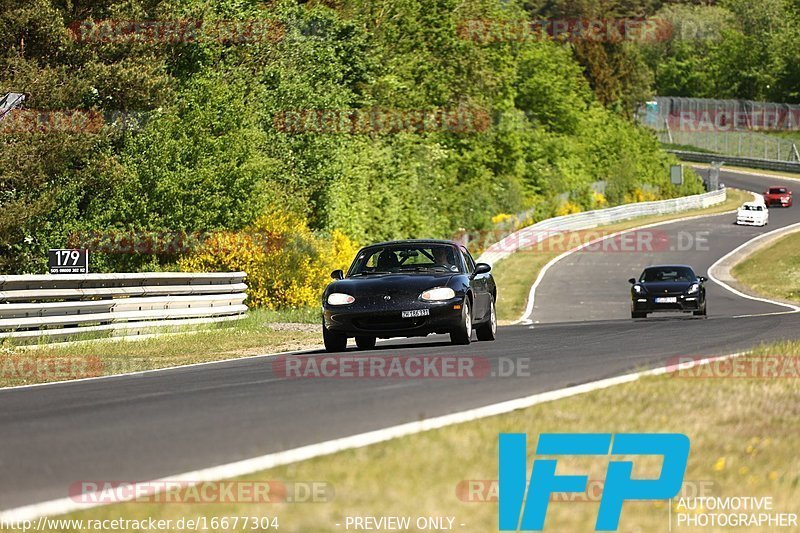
xmin=0 ymin=272 xmax=247 ymax=343
xmin=477 ymin=189 xmax=726 ymax=265
xmin=668 ymin=150 xmax=800 ymax=174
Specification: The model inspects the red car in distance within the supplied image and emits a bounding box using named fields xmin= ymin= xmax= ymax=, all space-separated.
xmin=763 ymin=186 xmax=793 ymax=207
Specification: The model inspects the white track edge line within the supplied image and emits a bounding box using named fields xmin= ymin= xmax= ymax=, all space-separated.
xmin=0 ymin=351 xmax=743 ymax=522
xmin=707 ymin=222 xmax=800 ymax=314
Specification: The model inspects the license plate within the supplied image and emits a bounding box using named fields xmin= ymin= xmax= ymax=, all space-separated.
xmin=655 ymin=297 xmax=677 ymax=304
xmin=401 ymin=309 xmax=430 ymax=318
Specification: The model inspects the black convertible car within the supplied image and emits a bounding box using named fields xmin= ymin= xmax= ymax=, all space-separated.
xmin=322 ymin=240 xmax=497 ymax=352
xmin=629 ymin=265 xmax=707 ymax=319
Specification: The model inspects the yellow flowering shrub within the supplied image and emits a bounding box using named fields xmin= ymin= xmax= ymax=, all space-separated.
xmin=623 ymin=188 xmax=659 ymax=203
xmin=179 ymin=212 xmax=358 ymax=309
xmin=555 ymin=201 xmax=582 ymax=216
xmin=592 ymin=191 xmax=608 ymax=208
xmin=491 ymin=213 xmax=516 ymax=225
xmin=515 ymin=215 xmax=537 ymax=230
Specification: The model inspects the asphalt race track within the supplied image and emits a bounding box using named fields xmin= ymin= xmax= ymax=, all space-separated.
xmin=2 ymin=169 xmax=800 ymax=513
xmin=531 ymin=169 xmax=800 ymax=323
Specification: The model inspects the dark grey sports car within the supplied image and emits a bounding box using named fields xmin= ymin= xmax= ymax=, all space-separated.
xmin=629 ymin=265 xmax=707 ymax=319
xmin=322 ymin=239 xmax=497 ymax=352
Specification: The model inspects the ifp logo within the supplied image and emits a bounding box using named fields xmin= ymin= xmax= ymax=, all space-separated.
xmin=498 ymin=433 xmax=690 ymax=531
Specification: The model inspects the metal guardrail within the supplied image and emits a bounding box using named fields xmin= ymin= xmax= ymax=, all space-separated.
xmin=0 ymin=272 xmax=248 ymax=343
xmin=667 ymin=150 xmax=800 ymax=174
xmin=477 ymin=189 xmax=727 ymax=266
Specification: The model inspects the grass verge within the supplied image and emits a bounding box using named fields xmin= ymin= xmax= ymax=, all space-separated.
xmin=662 ymin=142 xmax=718 ymax=154
xmin=732 ymin=230 xmax=800 ymax=303
xmin=52 ymin=340 xmax=800 ymax=532
xmin=0 ymin=307 xmax=321 ymax=388
xmin=493 ymin=188 xmax=751 ymax=322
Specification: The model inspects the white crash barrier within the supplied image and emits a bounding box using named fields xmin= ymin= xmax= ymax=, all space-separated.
xmin=477 ymin=189 xmax=727 ymax=265
xmin=0 ymin=272 xmax=248 ymax=343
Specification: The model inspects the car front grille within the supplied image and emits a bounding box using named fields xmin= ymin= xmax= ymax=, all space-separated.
xmin=353 ymin=316 xmax=426 ymax=331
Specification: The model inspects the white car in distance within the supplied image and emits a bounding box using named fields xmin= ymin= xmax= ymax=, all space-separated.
xmin=736 ymin=202 xmax=769 ymax=226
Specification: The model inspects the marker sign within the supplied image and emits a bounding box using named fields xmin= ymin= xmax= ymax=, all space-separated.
xmin=48 ymin=249 xmax=89 ymax=274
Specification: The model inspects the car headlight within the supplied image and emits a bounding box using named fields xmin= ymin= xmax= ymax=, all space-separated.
xmin=421 ymin=287 xmax=456 ymax=301
xmin=687 ymin=283 xmax=700 ymax=295
xmin=327 ymin=293 xmax=355 ymax=305
xmin=633 ymin=284 xmax=644 ymax=294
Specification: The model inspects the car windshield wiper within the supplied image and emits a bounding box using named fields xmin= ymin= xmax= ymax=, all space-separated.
xmin=351 ymin=271 xmax=393 ymax=276
xmin=398 ymin=266 xmax=451 ymax=272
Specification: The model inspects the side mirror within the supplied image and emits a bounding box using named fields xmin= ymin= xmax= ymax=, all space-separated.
xmin=472 ymin=263 xmax=491 ymax=277
xmin=330 ymin=269 xmax=344 ymax=280
xmin=698 ymin=276 xmax=707 ymax=283
xmin=628 ymin=278 xmax=637 ymax=284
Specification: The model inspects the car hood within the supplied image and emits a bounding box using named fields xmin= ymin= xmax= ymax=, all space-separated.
xmin=327 ymin=273 xmax=456 ymax=297
xmin=638 ymin=281 xmax=695 ymax=293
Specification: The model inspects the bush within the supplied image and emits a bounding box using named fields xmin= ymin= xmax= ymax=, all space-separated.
xmin=179 ymin=211 xmax=358 ymax=309
xmin=555 ymin=201 xmax=583 ymax=217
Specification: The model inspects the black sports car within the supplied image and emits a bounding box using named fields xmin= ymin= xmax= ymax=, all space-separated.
xmin=629 ymin=265 xmax=707 ymax=318
xmin=322 ymin=239 xmax=497 ymax=352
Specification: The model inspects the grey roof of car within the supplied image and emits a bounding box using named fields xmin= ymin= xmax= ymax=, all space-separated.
xmin=642 ymin=264 xmax=696 ymax=270
xmin=360 ymin=239 xmax=462 ymax=248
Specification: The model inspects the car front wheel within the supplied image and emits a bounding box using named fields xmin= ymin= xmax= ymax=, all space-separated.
xmin=355 ymin=336 xmax=376 ymax=350
xmin=450 ymin=299 xmax=473 ymax=345
xmin=323 ymin=324 xmax=348 ymax=352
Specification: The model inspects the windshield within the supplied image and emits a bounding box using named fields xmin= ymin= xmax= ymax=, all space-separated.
xmin=348 ymin=244 xmax=462 ymax=275
xmin=741 ymin=204 xmax=763 ymax=211
xmin=769 ymin=188 xmax=788 ymax=194
xmin=640 ymin=267 xmax=696 ymax=283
